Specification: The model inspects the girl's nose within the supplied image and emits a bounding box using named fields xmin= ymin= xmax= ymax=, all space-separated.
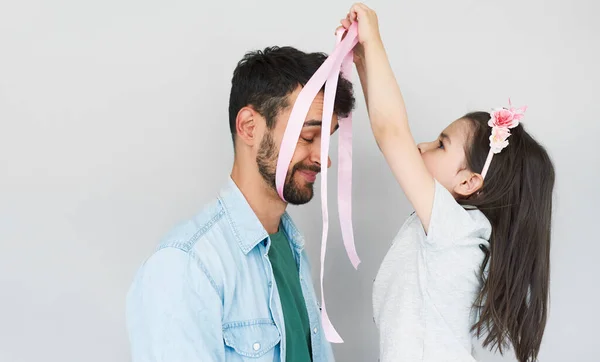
xmin=417 ymin=140 xmax=436 ymax=154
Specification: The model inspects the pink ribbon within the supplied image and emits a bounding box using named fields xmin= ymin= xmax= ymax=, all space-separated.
xmin=275 ymin=22 xmax=361 ymax=343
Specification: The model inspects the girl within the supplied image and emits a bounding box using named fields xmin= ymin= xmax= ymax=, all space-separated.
xmin=339 ymin=4 xmax=555 ymax=362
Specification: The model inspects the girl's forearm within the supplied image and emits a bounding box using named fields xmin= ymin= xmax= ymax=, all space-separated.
xmin=355 ymin=59 xmax=369 ymax=112
xmin=362 ymin=40 xmax=411 ymax=143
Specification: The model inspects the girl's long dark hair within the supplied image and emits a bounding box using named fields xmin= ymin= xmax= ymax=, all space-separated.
xmin=460 ymin=112 xmax=555 ymax=362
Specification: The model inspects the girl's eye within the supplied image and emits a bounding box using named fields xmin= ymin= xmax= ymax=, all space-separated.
xmin=438 ymin=140 xmax=444 ymax=149
xmin=301 ymin=137 xmax=314 ymax=143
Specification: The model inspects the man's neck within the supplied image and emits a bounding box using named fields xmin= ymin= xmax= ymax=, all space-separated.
xmin=230 ymin=164 xmax=287 ymax=235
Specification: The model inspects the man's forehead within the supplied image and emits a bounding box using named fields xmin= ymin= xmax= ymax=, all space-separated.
xmin=284 ymin=86 xmax=324 ymax=104
xmin=279 ymin=88 xmax=338 ymax=129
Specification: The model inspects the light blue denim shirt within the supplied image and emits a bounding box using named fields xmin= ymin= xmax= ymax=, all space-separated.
xmin=126 ymin=177 xmax=335 ymax=362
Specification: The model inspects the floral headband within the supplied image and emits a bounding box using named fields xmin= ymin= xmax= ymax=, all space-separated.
xmin=480 ymin=99 xmax=527 ymax=179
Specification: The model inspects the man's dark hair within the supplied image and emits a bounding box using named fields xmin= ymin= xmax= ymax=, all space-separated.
xmin=228 ymin=46 xmax=355 ymax=143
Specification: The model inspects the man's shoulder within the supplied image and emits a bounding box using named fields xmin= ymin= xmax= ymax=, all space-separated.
xmin=132 ymin=195 xmax=236 ymax=292
xmin=156 ymin=196 xmax=227 ymax=254
xmin=155 ymin=197 xmax=240 ymax=260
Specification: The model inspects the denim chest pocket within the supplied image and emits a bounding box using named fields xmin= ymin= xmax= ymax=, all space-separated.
xmin=223 ymin=320 xmax=281 ymax=359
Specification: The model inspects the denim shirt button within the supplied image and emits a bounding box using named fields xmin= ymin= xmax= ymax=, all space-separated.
xmin=313 ymin=327 xmax=318 ymax=334
xmin=253 ymin=343 xmax=261 ymax=351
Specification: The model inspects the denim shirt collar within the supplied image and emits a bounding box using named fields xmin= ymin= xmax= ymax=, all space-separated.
xmin=218 ymin=177 xmax=306 ymax=254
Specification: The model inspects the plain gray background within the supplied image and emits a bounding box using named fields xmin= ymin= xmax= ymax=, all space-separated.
xmin=1 ymin=0 xmax=598 ymax=361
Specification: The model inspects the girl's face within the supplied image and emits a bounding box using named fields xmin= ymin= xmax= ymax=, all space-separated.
xmin=417 ymin=118 xmax=482 ymax=198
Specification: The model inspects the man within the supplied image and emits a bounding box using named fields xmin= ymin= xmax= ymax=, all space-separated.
xmin=126 ymin=46 xmax=355 ymax=361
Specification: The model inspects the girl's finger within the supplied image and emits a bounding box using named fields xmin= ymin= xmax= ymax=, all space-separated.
xmin=350 ymin=2 xmax=368 ymax=21
xmin=348 ymin=5 xmax=358 ymax=21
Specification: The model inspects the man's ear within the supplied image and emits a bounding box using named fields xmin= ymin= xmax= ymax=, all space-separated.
xmin=454 ymin=171 xmax=484 ymax=198
xmin=235 ymin=107 xmax=259 ymax=147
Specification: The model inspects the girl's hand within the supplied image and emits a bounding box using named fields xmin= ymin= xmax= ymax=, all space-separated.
xmin=338 ymin=3 xmax=382 ymax=47
xmin=336 ymin=3 xmax=382 ymax=65
xmin=336 ymin=18 xmax=364 ymax=65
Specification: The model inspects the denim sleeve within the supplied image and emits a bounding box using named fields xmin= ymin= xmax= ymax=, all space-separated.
xmin=126 ymin=247 xmax=224 ymax=362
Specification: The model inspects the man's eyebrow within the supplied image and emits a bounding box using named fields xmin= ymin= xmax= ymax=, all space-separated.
xmin=303 ymin=119 xmax=340 ymax=131
xmin=303 ymin=120 xmax=322 ymax=127
xmin=440 ymin=132 xmax=451 ymax=145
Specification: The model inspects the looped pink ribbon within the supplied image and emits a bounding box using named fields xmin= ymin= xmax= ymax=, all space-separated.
xmin=275 ymin=22 xmax=361 ymax=343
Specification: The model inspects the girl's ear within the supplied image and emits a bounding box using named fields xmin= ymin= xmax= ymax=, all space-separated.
xmin=454 ymin=171 xmax=484 ymax=197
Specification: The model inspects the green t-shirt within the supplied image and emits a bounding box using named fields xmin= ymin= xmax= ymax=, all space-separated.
xmin=268 ymin=228 xmax=312 ymax=361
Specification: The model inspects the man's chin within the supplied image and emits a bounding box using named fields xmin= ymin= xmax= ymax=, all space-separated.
xmin=284 ymin=185 xmax=314 ymax=205
xmin=287 ymin=197 xmax=313 ymax=206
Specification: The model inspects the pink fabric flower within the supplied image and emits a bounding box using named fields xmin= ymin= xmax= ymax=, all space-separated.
xmin=481 ymin=99 xmax=527 ymax=179
xmin=489 ymin=108 xmax=521 ymax=129
xmin=486 ymin=100 xmax=527 ymax=154
xmin=509 ymin=105 xmax=527 ymax=121
xmin=489 ymin=126 xmax=511 ymax=154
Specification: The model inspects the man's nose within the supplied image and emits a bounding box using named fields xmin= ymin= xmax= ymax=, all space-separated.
xmin=309 ymin=155 xmax=332 ymax=168
xmin=308 ymin=145 xmax=331 ymax=169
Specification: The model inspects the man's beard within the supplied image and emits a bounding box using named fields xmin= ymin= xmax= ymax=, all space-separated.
xmin=256 ymin=131 xmax=320 ymax=205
